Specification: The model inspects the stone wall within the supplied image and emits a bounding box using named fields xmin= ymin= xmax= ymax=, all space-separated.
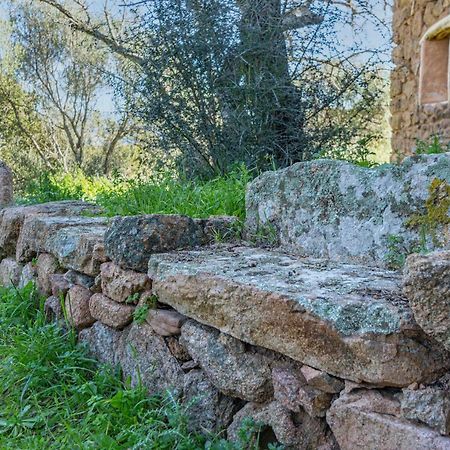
xmin=391 ymin=0 xmax=450 ymax=160
xmin=1 ymin=157 xmax=450 ymax=448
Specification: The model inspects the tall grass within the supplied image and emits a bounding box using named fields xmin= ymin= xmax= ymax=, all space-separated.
xmin=20 ymin=167 xmax=251 ymax=220
xmin=0 ymin=284 xmax=276 ymax=449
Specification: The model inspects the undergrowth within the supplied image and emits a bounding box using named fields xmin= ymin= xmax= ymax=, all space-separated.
xmin=19 ymin=166 xmax=250 ymax=220
xmin=0 ymin=284 xmax=279 ymax=449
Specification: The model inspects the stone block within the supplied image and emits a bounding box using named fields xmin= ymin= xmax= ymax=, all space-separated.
xmin=0 ymin=257 xmax=22 ymax=286
xmin=150 ymin=246 xmax=450 ymax=386
xmin=104 ymin=214 xmax=204 ymax=271
xmin=65 ymin=285 xmax=95 ymax=330
xmin=100 ymin=262 xmax=152 ymax=302
xmin=89 ymin=293 xmax=135 ymax=330
xmin=403 ymin=250 xmax=450 ymax=351
xmin=180 ymin=320 xmax=273 ymax=402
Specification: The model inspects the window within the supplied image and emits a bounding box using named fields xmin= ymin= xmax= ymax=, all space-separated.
xmin=419 ymin=16 xmax=450 ymax=105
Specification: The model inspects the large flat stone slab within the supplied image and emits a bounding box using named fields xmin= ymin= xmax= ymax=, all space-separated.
xmin=149 ymin=246 xmax=449 ymax=386
xmin=16 ymin=215 xmax=108 ymax=262
xmin=245 ymin=154 xmax=450 ymax=265
xmin=0 ymin=201 xmax=101 ymax=259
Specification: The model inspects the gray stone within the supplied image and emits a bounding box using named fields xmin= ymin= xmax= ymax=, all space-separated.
xmin=64 ymin=270 xmax=95 ymax=289
xmin=44 ymin=295 xmax=64 ymax=321
xmin=150 ymin=245 xmax=449 ymax=386
xmin=19 ymin=262 xmax=37 ymax=288
xmin=116 ymin=322 xmax=184 ymax=396
xmin=183 ymin=370 xmax=238 ymax=433
xmin=180 ymin=320 xmax=273 ymax=402
xmin=228 ymin=401 xmax=335 ymax=449
xmin=245 ymin=154 xmax=450 ymax=265
xmin=0 ymin=201 xmax=101 ymax=260
xmin=78 ymin=322 xmax=122 ymax=367
xmin=16 ymin=214 xmax=108 ymax=263
xmin=0 ymin=161 xmax=13 ymax=208
xmin=49 ymin=274 xmax=71 ymax=297
xmin=401 ymin=388 xmax=450 ymax=435
xmin=104 ymin=214 xmax=204 ymax=271
xmin=403 ymin=250 xmax=450 ymax=351
xmin=47 ymin=225 xmax=108 ymax=276
xmin=273 ymin=367 xmax=332 ymax=417
xmin=327 ymin=390 xmax=450 ymax=450
xmin=36 ymin=253 xmax=61 ymax=296
xmin=0 ymin=257 xmax=22 ymax=286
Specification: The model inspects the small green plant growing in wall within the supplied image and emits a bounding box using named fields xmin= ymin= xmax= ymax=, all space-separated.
xmin=407 ymin=178 xmax=450 ymax=247
xmin=132 ymin=294 xmax=158 ymax=324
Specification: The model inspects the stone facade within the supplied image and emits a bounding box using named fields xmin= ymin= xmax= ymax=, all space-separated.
xmin=391 ymin=0 xmax=450 ymax=160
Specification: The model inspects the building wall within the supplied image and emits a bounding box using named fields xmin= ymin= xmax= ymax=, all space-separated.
xmin=391 ymin=0 xmax=450 ymax=160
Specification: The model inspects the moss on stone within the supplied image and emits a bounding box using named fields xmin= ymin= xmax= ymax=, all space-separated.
xmin=407 ymin=178 xmax=450 ymax=246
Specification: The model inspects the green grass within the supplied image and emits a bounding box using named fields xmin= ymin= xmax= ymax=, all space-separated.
xmin=0 ymin=284 xmax=277 ymax=449
xmin=19 ymin=167 xmax=250 ymax=220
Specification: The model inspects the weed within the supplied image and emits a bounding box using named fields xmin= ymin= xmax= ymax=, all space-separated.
xmin=416 ymin=135 xmax=450 ymax=155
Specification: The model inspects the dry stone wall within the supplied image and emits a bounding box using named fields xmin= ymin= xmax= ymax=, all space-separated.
xmin=391 ymin=0 xmax=450 ymax=159
xmin=1 ymin=157 xmax=450 ymax=448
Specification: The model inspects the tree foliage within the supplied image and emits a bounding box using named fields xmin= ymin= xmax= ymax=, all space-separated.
xmin=36 ymin=0 xmax=392 ymax=175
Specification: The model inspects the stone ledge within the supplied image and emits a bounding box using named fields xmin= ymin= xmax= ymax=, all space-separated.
xmin=149 ymin=245 xmax=449 ymax=387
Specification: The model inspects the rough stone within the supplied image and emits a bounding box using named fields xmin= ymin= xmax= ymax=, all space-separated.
xmin=36 ymin=253 xmax=61 ymax=296
xmin=64 ymin=270 xmax=95 ymax=289
xmin=327 ymin=390 xmax=450 ymax=450
xmin=0 ymin=257 xmax=22 ymax=286
xmin=44 ymin=295 xmax=64 ymax=321
xmin=116 ymin=322 xmax=184 ymax=395
xmin=301 ymin=365 xmax=344 ymax=394
xmin=16 ymin=214 xmax=107 ymax=263
xmin=0 ymin=201 xmax=101 ymax=260
xmin=183 ymin=370 xmax=238 ymax=433
xmin=47 ymin=225 xmax=108 ymax=276
xmin=403 ymin=250 xmax=450 ymax=351
xmin=0 ymin=161 xmax=13 ymax=208
xmin=104 ymin=214 xmax=204 ymax=271
xmin=180 ymin=320 xmax=273 ymax=402
xmin=146 ymin=309 xmax=187 ymax=336
xmin=89 ymin=293 xmax=135 ymax=330
xmin=165 ymin=336 xmax=191 ymax=362
xmin=65 ymin=285 xmax=95 ymax=330
xmin=228 ymin=401 xmax=335 ymax=449
xmin=18 ymin=262 xmax=37 ymax=288
xmin=150 ymin=246 xmax=449 ymax=386
xmin=78 ymin=322 xmax=122 ymax=367
xmin=49 ymin=274 xmax=71 ymax=297
xmin=245 ymin=154 xmax=450 ymax=265
xmin=273 ymin=367 xmax=332 ymax=417
xmin=100 ymin=262 xmax=151 ymax=303
xmin=401 ymin=387 xmax=450 ymax=435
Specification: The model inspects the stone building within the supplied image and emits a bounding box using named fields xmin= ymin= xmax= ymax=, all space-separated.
xmin=391 ymin=0 xmax=450 ymax=160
